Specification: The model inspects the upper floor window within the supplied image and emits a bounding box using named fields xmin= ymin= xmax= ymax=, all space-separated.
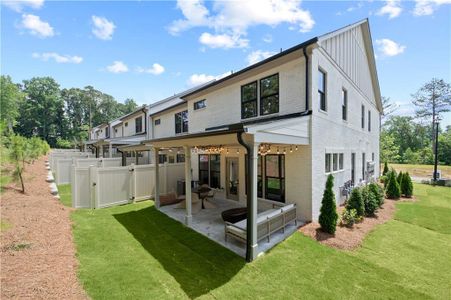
xmin=194 ymin=99 xmax=206 ymax=110
xmin=176 ymin=153 xmax=185 ymax=163
xmin=105 ymin=127 xmax=109 ymax=138
xmin=368 ymin=110 xmax=371 ymax=132
xmin=342 ymin=89 xmax=347 ymax=121
xmin=135 ymin=116 xmax=142 ymax=133
xmin=241 ymin=81 xmax=257 ymax=119
xmin=361 ymin=105 xmax=365 ymax=129
xmin=318 ymin=69 xmax=326 ymax=111
xmin=115 ymin=128 xmax=118 ymax=133
xmin=175 ymin=110 xmax=188 ymax=134
xmin=260 ymin=74 xmax=279 ymax=116
xmin=154 ymin=119 xmax=161 ymax=126
xmin=124 ymin=122 xmax=128 ymax=127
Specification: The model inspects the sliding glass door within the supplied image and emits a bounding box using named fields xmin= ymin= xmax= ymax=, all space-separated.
xmin=198 ymin=154 xmax=220 ymax=188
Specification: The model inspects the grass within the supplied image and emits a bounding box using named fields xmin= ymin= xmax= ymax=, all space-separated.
xmin=389 ymin=163 xmax=451 ymax=179
xmin=71 ymin=183 xmax=451 ymax=299
xmin=58 ymin=184 xmax=72 ymax=207
xmin=1 ymin=219 xmax=12 ymax=232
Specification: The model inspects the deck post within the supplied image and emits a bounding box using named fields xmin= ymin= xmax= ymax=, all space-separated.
xmin=109 ymin=142 xmax=113 ymax=158
xmin=99 ymin=144 xmax=104 ymax=158
xmin=154 ymin=147 xmax=160 ymax=209
xmin=248 ymin=142 xmax=259 ymax=261
xmin=184 ymin=146 xmax=192 ymax=226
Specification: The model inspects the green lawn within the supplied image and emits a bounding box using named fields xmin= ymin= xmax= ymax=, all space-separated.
xmin=71 ymin=183 xmax=451 ymax=299
xmin=389 ymin=163 xmax=451 ymax=179
xmin=58 ymin=184 xmax=72 ymax=207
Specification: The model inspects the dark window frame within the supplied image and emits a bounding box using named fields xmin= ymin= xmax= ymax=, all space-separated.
xmin=264 ymin=154 xmax=285 ymax=203
xmin=154 ymin=118 xmax=161 ymax=126
xmin=198 ymin=154 xmax=220 ymax=188
xmin=158 ymin=154 xmax=167 ymax=164
xmin=361 ymin=104 xmax=365 ymax=129
xmin=325 ymin=153 xmax=331 ymax=173
xmin=342 ymin=88 xmax=347 ymax=121
xmin=318 ymin=68 xmax=327 ymax=111
xmin=259 ymin=73 xmax=279 ymax=116
xmin=241 ymin=81 xmax=258 ymax=119
xmin=194 ymin=99 xmax=206 ymax=110
xmin=135 ymin=116 xmax=143 ymax=133
xmin=174 ymin=110 xmax=188 ymax=134
xmin=368 ymin=110 xmax=371 ymax=132
xmin=176 ymin=153 xmax=185 ymax=163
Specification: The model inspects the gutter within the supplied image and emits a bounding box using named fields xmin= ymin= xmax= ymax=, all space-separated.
xmin=92 ymin=145 xmax=99 ymax=158
xmin=142 ymin=107 xmax=147 ymax=135
xmin=236 ymin=131 xmax=255 ymax=263
xmin=302 ymin=47 xmax=310 ymax=111
xmin=116 ymin=148 xmax=126 ymax=166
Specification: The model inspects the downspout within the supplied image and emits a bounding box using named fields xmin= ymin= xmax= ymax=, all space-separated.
xmin=116 ymin=148 xmax=126 ymax=166
xmin=237 ymin=131 xmax=255 ymax=262
xmin=142 ymin=107 xmax=147 ymax=135
xmin=93 ymin=145 xmax=99 ymax=158
xmin=302 ymin=47 xmax=310 ymax=111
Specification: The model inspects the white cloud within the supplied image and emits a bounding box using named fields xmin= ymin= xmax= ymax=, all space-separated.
xmin=169 ymin=0 xmax=314 ymax=49
xmin=262 ymin=34 xmax=273 ymax=43
xmin=199 ymin=32 xmax=249 ymax=49
xmin=413 ymin=0 xmax=451 ymax=16
xmin=136 ymin=63 xmax=165 ymax=75
xmin=2 ymin=0 xmax=44 ymax=12
xmin=32 ymin=52 xmax=83 ymax=64
xmin=376 ymin=39 xmax=406 ymax=57
xmin=106 ymin=61 xmax=128 ymax=73
xmin=187 ymin=71 xmax=232 ymax=86
xmin=20 ymin=14 xmax=54 ymax=38
xmin=247 ymin=50 xmax=276 ymax=65
xmin=377 ymin=0 xmax=402 ymax=19
xmin=346 ymin=2 xmax=364 ymax=12
xmin=91 ymin=15 xmax=115 ymax=40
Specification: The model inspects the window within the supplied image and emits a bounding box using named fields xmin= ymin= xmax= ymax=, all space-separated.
xmin=368 ymin=110 xmax=371 ymax=132
xmin=362 ymin=153 xmax=366 ymax=180
xmin=333 ymin=153 xmax=338 ymax=171
xmin=176 ymin=153 xmax=185 ymax=163
xmin=342 ymin=89 xmax=347 ymax=120
xmin=198 ymin=154 xmax=220 ymax=188
xmin=339 ymin=153 xmax=344 ymax=170
xmin=168 ymin=155 xmax=175 ymax=164
xmin=115 ymin=128 xmax=118 ymax=133
xmin=361 ymin=105 xmax=365 ymax=129
xmin=125 ymin=122 xmax=128 ymax=127
xmin=105 ymin=127 xmax=109 ymax=138
xmin=372 ymin=152 xmax=375 ymax=161
xmin=318 ymin=69 xmax=326 ymax=111
xmin=158 ymin=154 xmax=167 ymax=164
xmin=135 ymin=116 xmax=142 ymax=133
xmin=154 ymin=119 xmax=161 ymax=126
xmin=175 ymin=110 xmax=188 ymax=134
xmin=241 ymin=81 xmax=257 ymax=119
xmin=265 ymin=154 xmax=285 ymax=202
xmin=325 ymin=153 xmax=331 ymax=173
xmin=260 ymin=74 xmax=279 ymax=116
xmin=194 ymin=99 xmax=206 ymax=110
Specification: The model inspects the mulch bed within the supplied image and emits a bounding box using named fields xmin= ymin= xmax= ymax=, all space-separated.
xmin=0 ymin=156 xmax=87 ymax=299
xmin=299 ymin=196 xmax=416 ymax=251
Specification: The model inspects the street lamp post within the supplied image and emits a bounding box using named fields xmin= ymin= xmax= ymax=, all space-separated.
xmin=433 ymin=117 xmax=440 ymax=182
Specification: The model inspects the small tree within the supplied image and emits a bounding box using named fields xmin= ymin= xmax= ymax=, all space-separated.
xmin=346 ymin=187 xmax=365 ymax=217
xmin=368 ymin=182 xmax=384 ymax=207
xmin=385 ymin=171 xmax=401 ymax=199
xmin=401 ymin=172 xmax=413 ymax=198
xmin=383 ymin=162 xmax=389 ymax=176
xmin=397 ymin=171 xmax=403 ymax=186
xmin=362 ymin=186 xmax=378 ymax=216
xmin=9 ymin=134 xmax=27 ymax=193
xmin=319 ymin=174 xmax=338 ymax=234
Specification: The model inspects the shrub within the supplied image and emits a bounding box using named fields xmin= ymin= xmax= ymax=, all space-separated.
xmin=341 ymin=208 xmax=360 ymax=227
xmin=368 ymin=182 xmax=384 ymax=207
xmin=362 ymin=186 xmax=379 ymax=216
xmin=346 ymin=187 xmax=365 ymax=217
xmin=385 ymin=171 xmax=401 ymax=199
xmin=397 ymin=171 xmax=403 ymax=186
xmin=401 ymin=172 xmax=413 ymax=198
xmin=319 ymin=174 xmax=338 ymax=234
xmin=382 ymin=162 xmax=389 ymax=176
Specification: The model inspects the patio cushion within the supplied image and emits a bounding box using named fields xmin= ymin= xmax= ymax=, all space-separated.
xmin=281 ymin=203 xmax=295 ymax=212
xmin=266 ymin=209 xmax=283 ymax=219
xmin=227 ymin=225 xmax=246 ymax=239
xmin=233 ymin=209 xmax=279 ymax=230
xmin=233 ymin=219 xmax=247 ymax=230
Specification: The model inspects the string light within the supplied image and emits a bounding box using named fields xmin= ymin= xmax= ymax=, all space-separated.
xmin=283 ymin=148 xmax=286 ymax=155
xmin=295 ymin=145 xmax=298 ymax=151
xmin=290 ymin=147 xmax=293 ymax=153
xmin=226 ymin=148 xmax=229 ymax=154
xmin=236 ymin=149 xmax=240 ymax=154
xmin=277 ymin=147 xmax=280 ymax=154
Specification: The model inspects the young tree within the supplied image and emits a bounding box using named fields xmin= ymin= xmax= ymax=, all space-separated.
xmin=368 ymin=182 xmax=384 ymax=207
xmin=385 ymin=171 xmax=401 ymax=199
xmin=383 ymin=162 xmax=389 ymax=176
xmin=346 ymin=187 xmax=365 ymax=217
xmin=397 ymin=171 xmax=404 ymax=186
xmin=380 ymin=131 xmax=401 ymax=163
xmin=362 ymin=186 xmax=378 ymax=216
xmin=412 ymin=78 xmax=451 ymax=151
xmin=9 ymin=134 xmax=27 ymax=193
xmin=401 ymin=172 xmax=413 ymax=198
xmin=381 ymin=96 xmax=398 ymax=120
xmin=0 ymin=75 xmax=23 ymax=131
xmin=319 ymin=174 xmax=338 ymax=234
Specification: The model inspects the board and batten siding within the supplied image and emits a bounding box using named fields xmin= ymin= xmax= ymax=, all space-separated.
xmin=151 ymin=105 xmax=188 ymax=139
xmin=122 ymin=111 xmax=146 ymax=137
xmin=187 ymin=57 xmax=307 ymax=133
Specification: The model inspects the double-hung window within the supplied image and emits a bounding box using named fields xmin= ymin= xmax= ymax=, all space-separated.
xmin=241 ymin=81 xmax=257 ymax=119
xmin=361 ymin=105 xmax=365 ymax=129
xmin=318 ymin=69 xmax=326 ymax=111
xmin=175 ymin=110 xmax=188 ymax=134
xmin=194 ymin=99 xmax=206 ymax=110
xmin=264 ymin=154 xmax=285 ymax=202
xmin=135 ymin=116 xmax=142 ymax=133
xmin=368 ymin=110 xmax=371 ymax=132
xmin=342 ymin=89 xmax=347 ymax=120
xmin=260 ymin=74 xmax=279 ymax=115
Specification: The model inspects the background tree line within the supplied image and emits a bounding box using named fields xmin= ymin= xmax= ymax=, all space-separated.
xmin=1 ymin=75 xmax=138 ymax=148
xmin=381 ymin=78 xmax=451 ymax=166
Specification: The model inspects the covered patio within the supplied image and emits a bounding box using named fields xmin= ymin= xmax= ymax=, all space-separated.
xmin=143 ymin=114 xmax=310 ymax=261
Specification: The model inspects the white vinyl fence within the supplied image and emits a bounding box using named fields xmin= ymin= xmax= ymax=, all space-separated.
xmin=71 ymin=163 xmax=185 ymax=209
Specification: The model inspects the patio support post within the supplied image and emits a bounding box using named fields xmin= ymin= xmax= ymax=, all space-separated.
xmin=248 ymin=142 xmax=259 ymax=261
xmin=135 ymin=151 xmax=139 ymax=165
xmin=99 ymin=144 xmax=103 ymax=158
xmin=154 ymin=147 xmax=160 ymax=209
xmin=184 ymin=146 xmax=192 ymax=226
xmin=109 ymin=142 xmax=113 ymax=158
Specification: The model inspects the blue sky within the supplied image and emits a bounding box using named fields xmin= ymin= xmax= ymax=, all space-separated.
xmin=1 ymin=0 xmax=450 ymax=126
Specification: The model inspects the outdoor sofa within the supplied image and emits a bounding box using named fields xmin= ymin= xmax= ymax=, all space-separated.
xmin=224 ymin=203 xmax=297 ymax=244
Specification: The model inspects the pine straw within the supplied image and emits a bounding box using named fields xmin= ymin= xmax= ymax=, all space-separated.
xmin=299 ymin=196 xmax=416 ymax=251
xmin=1 ymin=156 xmax=87 ymax=299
